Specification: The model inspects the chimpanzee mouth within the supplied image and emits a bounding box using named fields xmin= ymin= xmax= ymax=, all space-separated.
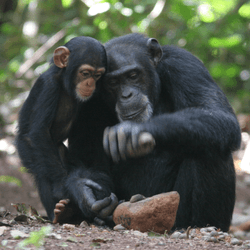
xmin=117 ymin=104 xmax=153 ymax=123
xmin=120 ymin=108 xmax=145 ymax=121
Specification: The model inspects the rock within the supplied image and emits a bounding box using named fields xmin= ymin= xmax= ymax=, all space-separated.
xmin=79 ymin=221 xmax=89 ymax=228
xmin=239 ymin=220 xmax=250 ymax=231
xmin=210 ymin=231 xmax=219 ymax=236
xmin=170 ymin=231 xmax=181 ymax=239
xmin=10 ymin=230 xmax=29 ymax=239
xmin=113 ymin=224 xmax=126 ymax=231
xmin=62 ymin=224 xmax=75 ymax=230
xmin=113 ymin=191 xmax=180 ymax=234
xmin=231 ymin=238 xmax=242 ymax=246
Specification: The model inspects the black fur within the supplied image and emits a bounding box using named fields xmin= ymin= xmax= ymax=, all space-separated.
xmin=16 ymin=36 xmax=107 ymax=221
xmin=68 ymin=33 xmax=241 ymax=231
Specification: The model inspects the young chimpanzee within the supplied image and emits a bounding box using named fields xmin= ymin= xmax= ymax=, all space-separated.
xmin=66 ymin=33 xmax=241 ymax=231
xmin=16 ymin=36 xmax=116 ymax=223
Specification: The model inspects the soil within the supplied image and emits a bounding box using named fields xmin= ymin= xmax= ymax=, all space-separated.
xmin=1 ymin=149 xmax=250 ymax=249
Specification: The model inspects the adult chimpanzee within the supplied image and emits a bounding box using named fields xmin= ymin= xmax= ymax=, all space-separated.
xmin=16 ymin=36 xmax=117 ymax=223
xmin=67 ymin=33 xmax=241 ymax=232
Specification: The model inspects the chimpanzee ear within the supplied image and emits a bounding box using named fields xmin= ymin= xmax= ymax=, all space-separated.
xmin=53 ymin=46 xmax=70 ymax=68
xmin=147 ymin=38 xmax=163 ymax=66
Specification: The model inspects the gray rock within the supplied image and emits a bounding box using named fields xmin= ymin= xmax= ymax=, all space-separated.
xmin=113 ymin=224 xmax=126 ymax=231
xmin=179 ymin=233 xmax=187 ymax=239
xmin=206 ymin=226 xmax=217 ymax=232
xmin=170 ymin=231 xmax=181 ymax=239
xmin=218 ymin=235 xmax=225 ymax=240
xmin=210 ymin=231 xmax=219 ymax=236
xmin=231 ymin=238 xmax=242 ymax=246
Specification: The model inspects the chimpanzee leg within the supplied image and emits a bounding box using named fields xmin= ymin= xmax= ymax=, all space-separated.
xmin=173 ymin=156 xmax=235 ymax=232
xmin=35 ymin=176 xmax=66 ymax=221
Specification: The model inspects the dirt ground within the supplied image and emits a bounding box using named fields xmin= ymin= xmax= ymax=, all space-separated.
xmin=1 ymin=150 xmax=250 ymax=249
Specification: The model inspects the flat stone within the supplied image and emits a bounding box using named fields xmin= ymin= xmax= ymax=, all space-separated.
xmin=113 ymin=191 xmax=180 ymax=234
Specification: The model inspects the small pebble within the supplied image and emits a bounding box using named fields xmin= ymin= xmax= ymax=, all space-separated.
xmin=200 ymin=228 xmax=208 ymax=233
xmin=210 ymin=237 xmax=219 ymax=243
xmin=131 ymin=230 xmax=147 ymax=237
xmin=231 ymin=238 xmax=242 ymax=246
xmin=113 ymin=224 xmax=126 ymax=231
xmin=62 ymin=224 xmax=75 ymax=230
xmin=190 ymin=229 xmax=196 ymax=233
xmin=10 ymin=230 xmax=29 ymax=239
xmin=202 ymin=236 xmax=219 ymax=243
xmin=1 ymin=240 xmax=8 ymax=246
xmin=170 ymin=231 xmax=181 ymax=239
xmin=202 ymin=236 xmax=211 ymax=241
xmin=202 ymin=232 xmax=211 ymax=237
xmin=218 ymin=235 xmax=225 ymax=240
xmin=206 ymin=226 xmax=217 ymax=232
xmin=179 ymin=233 xmax=187 ymax=239
xmin=210 ymin=231 xmax=219 ymax=236
xmin=47 ymin=233 xmax=62 ymax=240
xmin=80 ymin=221 xmax=89 ymax=228
xmin=158 ymin=241 xmax=166 ymax=246
xmin=234 ymin=230 xmax=246 ymax=238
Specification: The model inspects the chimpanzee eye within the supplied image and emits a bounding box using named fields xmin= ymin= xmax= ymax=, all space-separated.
xmin=95 ymin=73 xmax=102 ymax=79
xmin=81 ymin=71 xmax=91 ymax=78
xmin=129 ymin=72 xmax=138 ymax=79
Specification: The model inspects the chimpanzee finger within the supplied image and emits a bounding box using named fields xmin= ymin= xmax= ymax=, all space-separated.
xmin=103 ymin=127 xmax=111 ymax=156
xmin=94 ymin=217 xmax=105 ymax=226
xmin=108 ymin=127 xmax=120 ymax=163
xmin=83 ymin=185 xmax=98 ymax=208
xmin=138 ymin=132 xmax=156 ymax=156
xmin=131 ymin=126 xmax=141 ymax=152
xmin=91 ymin=196 xmax=111 ymax=213
xmin=126 ymin=137 xmax=136 ymax=158
xmin=117 ymin=126 xmax=127 ymax=161
xmin=85 ymin=179 xmax=103 ymax=192
xmin=98 ymin=193 xmax=118 ymax=218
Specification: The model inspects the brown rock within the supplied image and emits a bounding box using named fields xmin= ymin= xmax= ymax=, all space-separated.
xmin=113 ymin=191 xmax=180 ymax=234
xmin=239 ymin=220 xmax=250 ymax=231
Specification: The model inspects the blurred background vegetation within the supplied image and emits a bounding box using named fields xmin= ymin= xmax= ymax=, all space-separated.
xmin=0 ymin=0 xmax=250 ymax=130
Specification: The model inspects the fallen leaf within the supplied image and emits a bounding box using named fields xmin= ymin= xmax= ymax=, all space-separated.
xmin=14 ymin=214 xmax=28 ymax=222
xmin=11 ymin=203 xmax=28 ymax=214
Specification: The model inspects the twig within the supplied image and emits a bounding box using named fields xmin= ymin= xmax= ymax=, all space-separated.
xmin=16 ymin=29 xmax=66 ymax=78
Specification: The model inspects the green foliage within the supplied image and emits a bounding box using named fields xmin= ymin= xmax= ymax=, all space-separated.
xmin=17 ymin=226 xmax=52 ymax=249
xmin=0 ymin=0 xmax=250 ymax=115
xmin=209 ymin=35 xmax=242 ymax=48
xmin=0 ymin=175 xmax=22 ymax=187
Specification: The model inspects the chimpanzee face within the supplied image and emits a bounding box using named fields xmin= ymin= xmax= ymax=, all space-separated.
xmin=53 ymin=42 xmax=106 ymax=102
xmin=74 ymin=64 xmax=105 ymax=102
xmin=103 ymin=38 xmax=162 ymax=123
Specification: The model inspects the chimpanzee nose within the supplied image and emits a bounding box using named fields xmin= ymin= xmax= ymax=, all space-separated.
xmin=121 ymin=87 xmax=136 ymax=100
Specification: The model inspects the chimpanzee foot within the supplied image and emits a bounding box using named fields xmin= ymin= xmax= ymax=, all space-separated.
xmin=53 ymin=199 xmax=73 ymax=224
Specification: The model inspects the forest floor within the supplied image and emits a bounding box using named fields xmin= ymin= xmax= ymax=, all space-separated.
xmin=1 ymin=134 xmax=250 ymax=249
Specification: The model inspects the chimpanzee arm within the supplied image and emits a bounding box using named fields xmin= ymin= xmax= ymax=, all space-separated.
xmin=103 ymin=46 xmax=241 ymax=161
xmin=16 ymin=72 xmax=67 ymax=220
xmin=65 ymin=166 xmax=118 ymax=222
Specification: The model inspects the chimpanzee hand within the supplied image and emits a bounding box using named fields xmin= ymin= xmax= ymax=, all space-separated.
xmin=76 ymin=178 xmax=118 ymax=221
xmin=103 ymin=121 xmax=156 ymax=162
